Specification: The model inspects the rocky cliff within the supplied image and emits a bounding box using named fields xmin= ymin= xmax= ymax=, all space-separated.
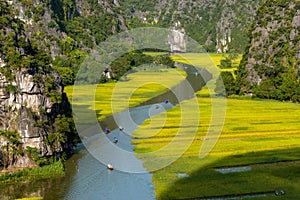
xmin=0 ymin=70 xmax=76 ymax=168
xmin=0 ymin=1 xmax=77 ymax=169
xmin=168 ymin=28 xmax=186 ymax=52
xmin=237 ymin=0 xmax=300 ymax=101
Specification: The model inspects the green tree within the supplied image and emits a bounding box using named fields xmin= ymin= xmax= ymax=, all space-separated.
xmin=215 ymin=72 xmax=237 ymax=96
xmin=279 ymin=68 xmax=298 ymax=101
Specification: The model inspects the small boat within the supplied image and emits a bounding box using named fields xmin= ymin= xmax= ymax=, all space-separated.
xmin=107 ymin=164 xmax=113 ymax=170
xmin=105 ymin=128 xmax=111 ymax=134
xmin=113 ymin=136 xmax=118 ymax=143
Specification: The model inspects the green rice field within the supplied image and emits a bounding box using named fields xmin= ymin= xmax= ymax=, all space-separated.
xmin=131 ymin=62 xmax=300 ymax=199
xmin=172 ymin=53 xmax=242 ymax=82
xmin=65 ymin=67 xmax=185 ymax=121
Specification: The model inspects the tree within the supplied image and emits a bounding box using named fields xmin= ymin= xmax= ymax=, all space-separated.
xmin=215 ymin=72 xmax=237 ymax=96
xmin=279 ymin=68 xmax=298 ymax=101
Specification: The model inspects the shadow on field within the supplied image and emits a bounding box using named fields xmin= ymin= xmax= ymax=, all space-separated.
xmin=159 ymin=148 xmax=300 ymax=200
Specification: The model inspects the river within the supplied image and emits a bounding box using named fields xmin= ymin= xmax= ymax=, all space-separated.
xmin=0 ymin=64 xmax=211 ymax=200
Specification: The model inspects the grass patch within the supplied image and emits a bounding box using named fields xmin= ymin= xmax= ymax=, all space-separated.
xmin=132 ymin=96 xmax=300 ymax=199
xmin=0 ymin=161 xmax=64 ymax=184
xmin=143 ymin=52 xmax=169 ymax=56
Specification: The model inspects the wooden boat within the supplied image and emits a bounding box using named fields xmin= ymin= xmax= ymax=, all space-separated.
xmin=107 ymin=164 xmax=113 ymax=170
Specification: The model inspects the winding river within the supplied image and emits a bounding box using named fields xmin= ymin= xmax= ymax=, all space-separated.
xmin=0 ymin=64 xmax=211 ymax=200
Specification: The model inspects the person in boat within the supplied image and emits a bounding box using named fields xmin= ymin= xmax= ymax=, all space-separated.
xmin=164 ymin=99 xmax=169 ymax=104
xmin=113 ymin=136 xmax=118 ymax=143
xmin=105 ymin=127 xmax=111 ymax=134
xmin=119 ymin=126 xmax=124 ymax=131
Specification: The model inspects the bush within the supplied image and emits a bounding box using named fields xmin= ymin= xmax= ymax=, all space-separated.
xmin=5 ymin=84 xmax=17 ymax=94
xmin=215 ymin=72 xmax=237 ymax=96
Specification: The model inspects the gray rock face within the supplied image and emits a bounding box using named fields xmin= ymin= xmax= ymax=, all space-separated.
xmin=240 ymin=0 xmax=300 ymax=86
xmin=11 ymin=1 xmax=66 ymax=59
xmin=0 ymin=68 xmax=73 ymax=169
xmin=168 ymin=28 xmax=186 ymax=53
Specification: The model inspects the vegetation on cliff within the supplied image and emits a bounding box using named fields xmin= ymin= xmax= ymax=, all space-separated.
xmin=0 ymin=1 xmax=78 ymax=170
xmin=234 ymin=0 xmax=300 ymax=101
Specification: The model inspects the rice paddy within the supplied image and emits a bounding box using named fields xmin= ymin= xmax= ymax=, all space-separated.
xmin=65 ymin=67 xmax=185 ymax=121
xmin=132 ymin=90 xmax=300 ymax=199
xmin=172 ymin=53 xmax=241 ymax=82
xmin=172 ymin=53 xmax=241 ymax=66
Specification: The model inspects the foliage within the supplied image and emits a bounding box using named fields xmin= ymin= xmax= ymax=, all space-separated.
xmin=77 ymin=51 xmax=175 ymax=84
xmin=0 ymin=130 xmax=21 ymax=146
xmin=0 ymin=130 xmax=23 ymax=167
xmin=110 ymin=51 xmax=174 ymax=80
xmin=219 ymin=51 xmax=239 ymax=69
xmin=215 ymin=72 xmax=237 ymax=96
xmin=5 ymin=84 xmax=17 ymax=94
xmin=44 ymin=74 xmax=62 ymax=103
xmin=25 ymin=147 xmax=48 ymax=166
xmin=54 ymin=114 xmax=77 ymax=144
xmin=0 ymin=2 xmax=52 ymax=73
xmin=53 ymin=49 xmax=87 ymax=85
xmin=252 ymin=67 xmax=300 ymax=102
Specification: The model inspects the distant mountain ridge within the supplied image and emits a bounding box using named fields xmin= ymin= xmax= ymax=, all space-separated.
xmin=119 ymin=0 xmax=262 ymax=53
xmin=5 ymin=0 xmax=262 ymax=54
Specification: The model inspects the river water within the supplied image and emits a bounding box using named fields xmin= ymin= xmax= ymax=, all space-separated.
xmin=0 ymin=64 xmax=211 ymax=200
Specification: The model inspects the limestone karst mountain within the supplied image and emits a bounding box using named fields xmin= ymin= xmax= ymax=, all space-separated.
xmin=237 ymin=0 xmax=300 ymax=101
